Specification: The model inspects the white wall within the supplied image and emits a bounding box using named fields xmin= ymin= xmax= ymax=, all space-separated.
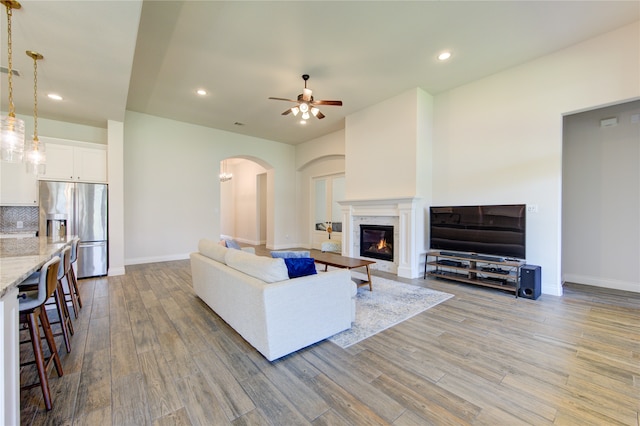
xmin=107 ymin=120 xmax=125 ymax=276
xmin=433 ymin=22 xmax=640 ymax=296
xmin=562 ymin=101 xmax=640 ymax=293
xmin=13 ymin=113 xmax=107 ymax=145
xmin=296 ymin=129 xmax=345 ymax=170
xmin=123 ymin=111 xmax=296 ymax=264
xmin=345 ymin=88 xmax=426 ymax=200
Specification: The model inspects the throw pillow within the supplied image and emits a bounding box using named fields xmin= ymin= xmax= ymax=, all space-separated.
xmin=283 ymin=258 xmax=317 ymax=279
xmin=225 ymin=248 xmax=289 ymax=283
xmin=225 ymin=239 xmax=242 ymax=250
xmin=270 ymin=250 xmax=311 ymax=259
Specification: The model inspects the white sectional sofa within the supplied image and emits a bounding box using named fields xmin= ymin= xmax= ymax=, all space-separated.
xmin=190 ymin=239 xmax=357 ymax=361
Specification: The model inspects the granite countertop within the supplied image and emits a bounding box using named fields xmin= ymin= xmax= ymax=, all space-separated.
xmin=0 ymin=236 xmax=77 ymax=298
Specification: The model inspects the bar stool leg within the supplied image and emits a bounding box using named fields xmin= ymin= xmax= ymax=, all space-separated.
xmin=69 ymin=265 xmax=82 ymax=309
xmin=39 ymin=308 xmax=63 ymax=376
xmin=64 ymin=273 xmax=80 ymax=319
xmin=54 ymin=282 xmax=73 ymax=353
xmin=26 ymin=309 xmax=53 ymax=411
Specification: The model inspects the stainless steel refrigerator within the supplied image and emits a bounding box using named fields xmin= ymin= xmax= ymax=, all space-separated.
xmin=39 ymin=181 xmax=108 ymax=278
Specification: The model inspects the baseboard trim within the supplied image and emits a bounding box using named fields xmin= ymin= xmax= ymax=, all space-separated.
xmin=125 ymin=253 xmax=190 ymax=266
xmin=108 ymin=266 xmax=126 ymax=276
xmin=563 ymin=273 xmax=640 ymax=293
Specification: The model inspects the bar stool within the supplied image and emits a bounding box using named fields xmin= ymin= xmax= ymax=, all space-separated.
xmin=68 ymin=238 xmax=82 ymax=310
xmin=18 ymin=256 xmax=64 ymax=411
xmin=18 ymin=246 xmax=74 ymax=353
xmin=59 ymin=242 xmax=80 ymax=319
xmin=54 ymin=246 xmax=75 ymax=351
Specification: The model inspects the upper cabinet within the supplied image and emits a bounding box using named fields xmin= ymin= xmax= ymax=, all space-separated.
xmin=38 ymin=137 xmax=107 ymax=183
xmin=0 ymin=162 xmax=38 ymax=206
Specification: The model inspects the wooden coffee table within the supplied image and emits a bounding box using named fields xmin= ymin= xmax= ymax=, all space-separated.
xmin=313 ymin=252 xmax=375 ymax=291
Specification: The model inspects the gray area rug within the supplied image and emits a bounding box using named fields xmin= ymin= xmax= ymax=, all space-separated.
xmin=328 ymin=272 xmax=454 ymax=348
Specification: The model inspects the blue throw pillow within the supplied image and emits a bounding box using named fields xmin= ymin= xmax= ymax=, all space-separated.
xmin=271 ymin=250 xmax=311 ymax=259
xmin=283 ymin=258 xmax=317 ymax=279
xmin=225 ymin=239 xmax=241 ymax=250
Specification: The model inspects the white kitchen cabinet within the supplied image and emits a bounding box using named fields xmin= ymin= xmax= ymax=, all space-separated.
xmin=0 ymin=162 xmax=38 ymax=206
xmin=39 ymin=138 xmax=107 ymax=183
xmin=73 ymin=147 xmax=107 ymax=182
xmin=40 ymin=143 xmax=74 ymax=181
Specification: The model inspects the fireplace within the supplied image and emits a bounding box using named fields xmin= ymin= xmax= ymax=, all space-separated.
xmin=360 ymin=225 xmax=394 ymax=262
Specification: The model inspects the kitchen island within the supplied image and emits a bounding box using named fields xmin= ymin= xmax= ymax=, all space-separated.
xmin=0 ymin=235 xmax=77 ymax=425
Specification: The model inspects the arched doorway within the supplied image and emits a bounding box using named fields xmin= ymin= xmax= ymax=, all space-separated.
xmin=219 ymin=157 xmax=272 ymax=246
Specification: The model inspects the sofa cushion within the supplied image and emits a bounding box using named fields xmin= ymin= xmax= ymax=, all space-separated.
xmin=199 ymin=239 xmax=228 ymax=263
xmin=283 ymin=258 xmax=317 ymax=279
xmin=225 ymin=248 xmax=289 ymax=283
xmin=270 ymin=250 xmax=311 ymax=259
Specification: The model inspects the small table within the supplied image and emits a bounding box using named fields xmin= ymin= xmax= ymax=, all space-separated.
xmin=313 ymin=252 xmax=375 ymax=291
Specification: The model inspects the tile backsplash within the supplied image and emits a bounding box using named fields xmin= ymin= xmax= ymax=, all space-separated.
xmin=0 ymin=206 xmax=39 ymax=234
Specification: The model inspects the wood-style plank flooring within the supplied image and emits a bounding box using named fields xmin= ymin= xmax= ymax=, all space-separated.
xmin=19 ymin=247 xmax=640 ymax=425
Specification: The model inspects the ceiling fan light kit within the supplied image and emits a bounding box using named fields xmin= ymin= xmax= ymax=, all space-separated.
xmin=269 ymin=74 xmax=342 ymax=123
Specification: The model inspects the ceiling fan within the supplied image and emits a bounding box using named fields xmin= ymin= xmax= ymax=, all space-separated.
xmin=269 ymin=74 xmax=342 ymax=120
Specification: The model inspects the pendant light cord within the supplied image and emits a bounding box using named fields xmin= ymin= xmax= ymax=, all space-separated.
xmin=32 ymin=52 xmax=39 ymax=140
xmin=5 ymin=5 xmax=16 ymax=117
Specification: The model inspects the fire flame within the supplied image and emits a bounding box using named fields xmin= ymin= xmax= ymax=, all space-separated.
xmin=377 ymin=238 xmax=387 ymax=250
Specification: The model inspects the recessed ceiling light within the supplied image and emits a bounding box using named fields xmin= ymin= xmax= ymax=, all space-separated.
xmin=437 ymin=51 xmax=452 ymax=61
xmin=47 ymin=93 xmax=63 ymax=101
xmin=196 ymin=89 xmax=207 ymax=96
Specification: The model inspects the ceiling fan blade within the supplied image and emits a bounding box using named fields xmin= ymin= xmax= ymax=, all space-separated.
xmin=269 ymin=97 xmax=299 ymax=103
xmin=281 ymin=109 xmax=292 ymax=116
xmin=316 ymin=111 xmax=325 ymax=119
xmin=302 ymin=88 xmax=312 ymax=102
xmin=312 ymin=100 xmax=342 ymax=106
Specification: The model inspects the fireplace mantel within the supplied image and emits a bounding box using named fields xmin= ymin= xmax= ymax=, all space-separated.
xmin=338 ymin=197 xmax=423 ymax=278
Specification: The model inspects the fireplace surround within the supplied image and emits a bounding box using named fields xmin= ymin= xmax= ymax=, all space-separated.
xmin=338 ymin=197 xmax=424 ymax=278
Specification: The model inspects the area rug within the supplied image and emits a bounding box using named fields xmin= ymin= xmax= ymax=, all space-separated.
xmin=328 ymin=272 xmax=454 ymax=348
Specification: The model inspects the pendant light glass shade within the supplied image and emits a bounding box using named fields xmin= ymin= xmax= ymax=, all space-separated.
xmin=1 ymin=1 xmax=25 ymax=163
xmin=1 ymin=115 xmax=25 ymax=162
xmin=25 ymin=50 xmax=45 ymax=174
xmin=25 ymin=137 xmax=45 ymax=174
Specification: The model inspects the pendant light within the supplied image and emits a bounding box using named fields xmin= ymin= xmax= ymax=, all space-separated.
xmin=219 ymin=159 xmax=233 ymax=182
xmin=1 ymin=0 xmax=25 ymax=163
xmin=25 ymin=50 xmax=45 ymax=174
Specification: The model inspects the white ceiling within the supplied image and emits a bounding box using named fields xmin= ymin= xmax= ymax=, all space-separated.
xmin=2 ymin=1 xmax=638 ymax=145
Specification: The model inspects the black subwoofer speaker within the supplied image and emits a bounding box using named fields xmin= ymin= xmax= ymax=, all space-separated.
xmin=520 ymin=265 xmax=541 ymax=299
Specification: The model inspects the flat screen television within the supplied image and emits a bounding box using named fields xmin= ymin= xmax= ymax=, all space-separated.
xmin=429 ymin=204 xmax=526 ymax=260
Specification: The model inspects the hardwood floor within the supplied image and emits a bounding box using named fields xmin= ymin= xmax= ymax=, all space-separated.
xmin=19 ymin=248 xmax=640 ymax=425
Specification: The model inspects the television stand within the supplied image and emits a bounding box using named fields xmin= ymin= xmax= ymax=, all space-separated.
xmin=424 ymin=251 xmax=524 ymax=297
